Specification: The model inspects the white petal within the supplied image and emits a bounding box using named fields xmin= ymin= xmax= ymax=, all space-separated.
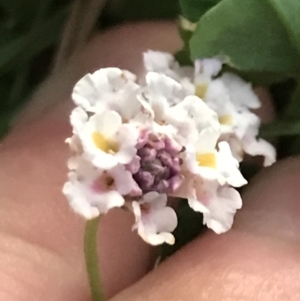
xmin=243 ymin=137 xmax=276 ymax=166
xmin=117 ymin=124 xmax=139 ymax=146
xmin=178 ymin=95 xmax=220 ymax=132
xmin=195 ymin=58 xmax=222 ymax=77
xmin=142 ymin=232 xmax=175 ymax=246
xmin=198 ymin=167 xmax=222 ymax=183
xmin=110 ymin=165 xmax=139 ymax=195
xmin=94 ymin=190 xmax=125 ymax=213
xmin=221 ymin=133 xmax=244 ymax=162
xmin=146 ymin=72 xmax=182 ymax=112
xmin=205 ymin=79 xmax=230 ymax=105
xmin=234 ymin=110 xmax=260 ymax=139
xmin=188 ymin=183 xmax=242 ymax=234
xmin=220 ymin=72 xmax=261 ymax=109
xmin=132 ymin=201 xmax=177 ymax=246
xmin=148 ymin=206 xmax=177 ymax=234
xmin=70 ymin=107 xmax=88 ymax=134
xmin=72 ymin=68 xmax=121 ymax=110
xmin=72 ymin=68 xmax=138 ymax=113
xmin=66 ymin=135 xmax=82 ymax=153
xmin=143 ymin=51 xmax=174 ymax=72
xmin=92 ymin=152 xmax=118 ymax=169
xmin=196 ymin=127 xmax=220 ymax=154
xmin=141 ymin=192 xmax=168 ymax=209
xmin=90 ymin=110 xmax=122 ymax=137
xmin=204 ymin=187 xmax=242 ymax=234
xmin=143 ymin=51 xmax=194 ymax=97
xmin=217 ymin=141 xmax=247 ymax=187
xmin=63 ymin=181 xmax=100 ymax=219
xmin=188 ymin=197 xmax=210 ymax=214
xmin=116 ymin=145 xmax=137 ymax=165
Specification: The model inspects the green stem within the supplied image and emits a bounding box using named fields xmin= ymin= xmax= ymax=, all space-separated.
xmin=84 ymin=217 xmax=105 ymax=301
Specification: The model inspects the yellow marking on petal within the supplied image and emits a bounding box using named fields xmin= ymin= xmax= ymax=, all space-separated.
xmin=92 ymin=132 xmax=119 ymax=154
xmin=195 ymin=83 xmax=208 ymax=99
xmin=219 ymin=114 xmax=233 ymax=125
xmin=197 ymin=152 xmax=217 ymax=169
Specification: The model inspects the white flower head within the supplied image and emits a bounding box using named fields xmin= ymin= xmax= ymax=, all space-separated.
xmin=220 ymin=72 xmax=261 ymax=109
xmin=144 ymin=72 xmax=182 ymax=119
xmin=132 ymin=192 xmax=177 ymax=245
xmin=63 ymin=57 xmax=276 ymax=246
xmin=193 ymin=62 xmax=275 ymax=165
xmin=63 ymin=159 xmax=140 ymax=219
xmin=187 ymin=179 xmax=242 ymax=234
xmin=80 ymin=110 xmax=138 ymax=169
xmin=186 ymin=130 xmax=246 ymax=187
xmin=165 ymin=95 xmax=220 ymax=145
xmin=194 ymin=58 xmax=223 ymax=99
xmin=143 ymin=51 xmax=194 ymax=95
xmin=72 ymin=67 xmax=139 ymax=114
xmin=173 ymin=174 xmax=242 ymax=234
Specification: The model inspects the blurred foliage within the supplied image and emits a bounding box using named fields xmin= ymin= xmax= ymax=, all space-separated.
xmin=102 ymin=0 xmax=178 ymax=25
xmin=0 ymin=0 xmax=70 ymax=137
xmin=0 ymin=0 xmax=179 ymax=138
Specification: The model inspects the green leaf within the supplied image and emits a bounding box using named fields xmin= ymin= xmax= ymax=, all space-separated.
xmin=179 ymin=0 xmax=221 ymax=22
xmin=176 ymin=1 xmax=222 ymax=66
xmin=190 ymin=0 xmax=300 ymax=76
xmin=260 ymin=120 xmax=300 ymax=137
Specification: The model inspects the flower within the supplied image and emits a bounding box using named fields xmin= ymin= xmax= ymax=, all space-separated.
xmin=187 ymin=179 xmax=242 ymax=234
xmin=167 ymin=95 xmax=220 ymax=133
xmin=132 ymin=192 xmax=177 ymax=245
xmin=64 ymin=62 xmax=258 ymax=245
xmin=195 ymin=68 xmax=276 ymax=166
xmin=242 ymin=133 xmax=276 ymax=166
xmin=63 ymin=158 xmax=140 ymax=219
xmin=72 ymin=68 xmax=138 ymax=113
xmin=79 ymin=110 xmax=139 ymax=169
xmin=144 ymin=51 xmax=276 ymax=166
xmin=186 ymin=132 xmax=247 ymax=187
xmin=143 ymin=51 xmax=194 ymax=96
xmin=130 ymin=132 xmax=184 ymax=194
xmin=143 ymin=71 xmax=182 ymax=120
xmin=173 ymin=173 xmax=242 ymax=234
xmin=217 ymin=141 xmax=248 ymax=187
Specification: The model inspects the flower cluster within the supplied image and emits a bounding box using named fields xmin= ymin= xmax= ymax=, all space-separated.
xmin=144 ymin=51 xmax=276 ymax=166
xmin=63 ymin=53 xmax=275 ymax=245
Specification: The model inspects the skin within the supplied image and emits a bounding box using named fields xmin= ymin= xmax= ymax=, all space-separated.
xmin=0 ymin=21 xmax=299 ymax=301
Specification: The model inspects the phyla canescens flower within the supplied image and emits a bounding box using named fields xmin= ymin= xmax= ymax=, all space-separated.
xmin=63 ymin=54 xmax=273 ymax=245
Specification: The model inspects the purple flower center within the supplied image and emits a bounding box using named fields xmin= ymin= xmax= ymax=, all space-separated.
xmin=127 ymin=132 xmax=183 ymax=194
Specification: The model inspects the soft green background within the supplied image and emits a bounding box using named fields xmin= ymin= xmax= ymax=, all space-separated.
xmin=0 ymin=0 xmax=179 ymax=138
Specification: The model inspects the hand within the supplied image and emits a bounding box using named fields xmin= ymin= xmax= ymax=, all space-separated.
xmin=0 ymin=22 xmax=298 ymax=301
